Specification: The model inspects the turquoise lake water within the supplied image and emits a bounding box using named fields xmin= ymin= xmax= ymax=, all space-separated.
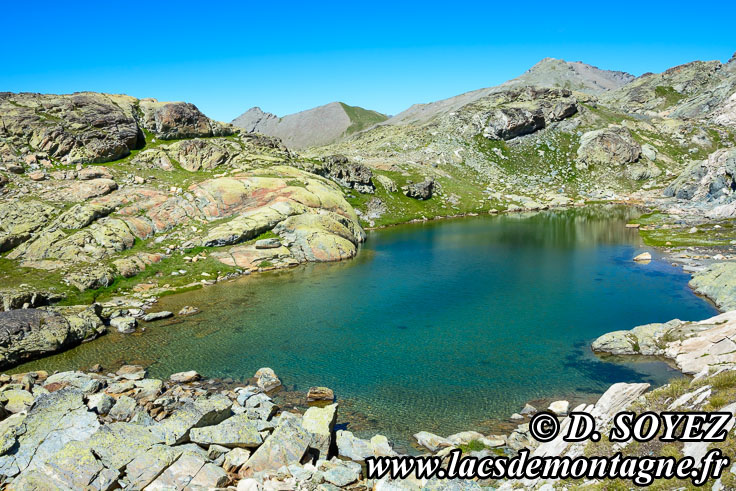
xmin=15 ymin=205 xmax=718 ymax=445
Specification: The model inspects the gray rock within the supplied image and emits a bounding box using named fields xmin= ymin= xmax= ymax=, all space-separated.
xmin=404 ymin=179 xmax=434 ymax=200
xmin=0 ymin=389 xmax=33 ymax=413
xmin=255 ymin=238 xmax=281 ymax=249
xmin=336 ymin=430 xmax=373 ymax=461
xmin=0 ymin=306 xmax=104 ymax=370
xmin=87 ymin=392 xmax=115 ymax=414
xmin=141 ymin=311 xmax=173 ymax=322
xmin=109 ymin=395 xmax=137 ymax=421
xmin=86 ymin=422 xmax=164 ymax=471
xmin=243 ymin=417 xmax=311 ymax=473
xmin=413 ymin=431 xmax=452 ymax=452
xmin=110 ymin=316 xmax=137 ymax=334
xmin=145 ymin=453 xmax=228 ymax=489
xmin=153 ymin=394 xmax=232 ymax=445
xmin=11 ymin=440 xmax=119 ymax=490
xmin=0 ymin=389 xmax=100 ymax=480
xmin=115 ymin=364 xmax=147 ymax=380
xmin=223 ymin=447 xmax=251 ymax=472
xmin=44 ymin=371 xmax=102 ymax=394
xmin=170 ymin=370 xmax=200 ymax=383
xmin=254 ymin=367 xmax=281 ymax=392
xmin=189 ymin=414 xmax=263 ymax=448
xmin=690 ymin=262 xmax=736 ymax=311
xmin=302 ymin=403 xmax=338 ymax=457
xmin=322 ymin=460 xmax=362 ymax=487
xmin=576 ymin=126 xmax=641 ymax=169
xmin=123 ymin=444 xmax=182 ymax=489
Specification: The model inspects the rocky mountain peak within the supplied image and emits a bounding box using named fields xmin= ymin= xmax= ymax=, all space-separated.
xmin=231 ymin=102 xmax=387 ymax=149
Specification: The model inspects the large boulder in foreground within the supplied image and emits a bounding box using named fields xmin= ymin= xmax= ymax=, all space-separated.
xmin=576 ymin=126 xmax=641 ymax=169
xmin=0 ymin=306 xmax=104 ymax=369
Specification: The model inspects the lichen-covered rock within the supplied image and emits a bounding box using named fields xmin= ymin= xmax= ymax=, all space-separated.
xmin=689 ymin=262 xmax=736 ymax=311
xmin=253 ymin=367 xmax=281 ymax=392
xmin=576 ymin=126 xmax=641 ymax=168
xmin=241 ymin=417 xmax=311 ymax=474
xmin=189 ymin=414 xmax=263 ymax=448
xmin=302 ymin=403 xmax=337 ymax=457
xmin=0 ymin=306 xmax=104 ymax=369
xmin=664 ymin=148 xmax=736 ymax=203
xmin=0 ymin=92 xmax=140 ymax=165
xmin=0 ymin=388 xmax=100 ymax=481
xmin=139 ymin=100 xmax=233 ymax=140
xmin=153 ymin=394 xmax=232 ymax=445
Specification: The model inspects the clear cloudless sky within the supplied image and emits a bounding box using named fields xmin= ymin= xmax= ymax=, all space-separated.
xmin=2 ymin=1 xmax=735 ymax=122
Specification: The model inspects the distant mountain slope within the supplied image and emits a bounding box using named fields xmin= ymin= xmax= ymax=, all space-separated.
xmin=384 ymin=58 xmax=634 ymax=126
xmin=601 ymin=58 xmax=736 ymax=121
xmin=231 ymin=102 xmax=387 ymax=149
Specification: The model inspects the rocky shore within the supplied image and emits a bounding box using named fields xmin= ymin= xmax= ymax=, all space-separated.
xmin=1 ymin=53 xmax=736 ymax=488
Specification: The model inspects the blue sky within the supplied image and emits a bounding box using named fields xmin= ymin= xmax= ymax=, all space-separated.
xmin=3 ymin=1 xmax=735 ymax=121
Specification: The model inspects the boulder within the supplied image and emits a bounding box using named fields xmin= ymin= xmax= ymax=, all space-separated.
xmin=302 ymin=403 xmax=338 ymax=457
xmin=0 ymin=389 xmax=33 ymax=413
xmin=0 ymin=388 xmax=100 ymax=481
xmin=142 ymin=311 xmax=173 ymax=322
xmin=483 ymin=107 xmax=545 ymax=140
xmin=306 ymin=386 xmax=334 ymax=402
xmin=336 ymin=430 xmax=373 ymax=461
xmin=109 ymin=395 xmax=136 ymax=421
xmin=170 ymin=370 xmax=200 ymax=383
xmin=254 ymin=237 xmax=281 ymax=249
xmin=548 ymin=400 xmax=570 ymax=415
xmin=124 ymin=444 xmax=182 ymax=489
xmin=254 ymin=367 xmax=281 ymax=392
xmin=77 ymin=166 xmax=113 ymax=180
xmin=413 ymin=431 xmax=452 ymax=452
xmin=241 ymin=417 xmax=311 ymax=474
xmin=116 ymin=364 xmax=147 ymax=380
xmin=154 ymin=394 xmax=232 ymax=445
xmin=189 ymin=413 xmax=263 ymax=448
xmin=110 ymin=316 xmax=137 ymax=334
xmin=404 ymin=179 xmax=434 ymax=200
xmin=68 ymin=178 xmax=118 ymax=200
xmin=145 ymin=453 xmax=228 ymax=489
xmin=0 ymin=92 xmax=140 ymax=165
xmin=0 ymin=306 xmax=104 ymax=370
xmin=178 ymin=305 xmax=200 ymax=316
xmin=576 ymin=126 xmax=641 ymax=169
xmin=321 ymin=459 xmax=362 ymax=487
xmin=633 ymin=252 xmax=652 ymax=262
xmin=223 ymin=447 xmax=251 ymax=473
xmin=87 ymin=392 xmax=114 ymax=414
xmin=664 ymin=148 xmax=736 ymax=203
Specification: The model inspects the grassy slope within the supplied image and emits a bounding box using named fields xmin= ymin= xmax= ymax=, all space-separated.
xmin=339 ymin=102 xmax=389 ymax=136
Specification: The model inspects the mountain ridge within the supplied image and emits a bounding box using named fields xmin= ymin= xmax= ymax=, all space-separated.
xmin=231 ymin=101 xmax=387 ymax=149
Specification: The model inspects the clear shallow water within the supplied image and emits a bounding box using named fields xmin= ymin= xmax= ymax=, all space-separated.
xmin=14 ymin=206 xmax=718 ymax=444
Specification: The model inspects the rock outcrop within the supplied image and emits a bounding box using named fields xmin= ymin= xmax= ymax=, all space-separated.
xmin=0 ymin=92 xmax=233 ymax=167
xmin=0 ymin=306 xmax=104 ymax=369
xmin=664 ymin=148 xmax=736 ymax=218
xmin=576 ymin=126 xmax=641 ymax=169
xmin=593 ymin=311 xmax=736 ymax=375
